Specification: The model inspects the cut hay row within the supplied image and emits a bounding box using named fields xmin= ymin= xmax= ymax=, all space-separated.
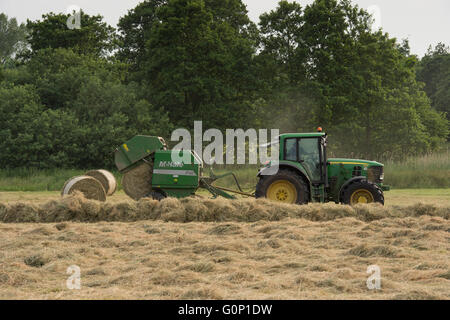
xmin=0 ymin=192 xmax=448 ymax=224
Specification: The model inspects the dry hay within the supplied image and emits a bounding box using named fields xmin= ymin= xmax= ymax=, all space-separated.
xmin=61 ymin=176 xmax=106 ymax=202
xmin=121 ymin=162 xmax=153 ymax=200
xmin=0 ymin=211 xmax=448 ymax=299
xmin=0 ymin=193 xmax=449 ymax=224
xmin=85 ymin=170 xmax=117 ymax=196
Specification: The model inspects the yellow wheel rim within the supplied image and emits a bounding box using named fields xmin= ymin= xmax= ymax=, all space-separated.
xmin=350 ymin=189 xmax=374 ymax=205
xmin=266 ymin=180 xmax=297 ymax=203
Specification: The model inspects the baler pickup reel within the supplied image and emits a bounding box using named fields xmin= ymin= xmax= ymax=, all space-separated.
xmin=200 ymin=168 xmax=255 ymax=199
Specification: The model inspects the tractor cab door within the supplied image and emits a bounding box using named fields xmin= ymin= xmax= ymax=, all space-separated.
xmin=298 ymin=138 xmax=321 ymax=182
xmin=284 ymin=137 xmax=322 ymax=183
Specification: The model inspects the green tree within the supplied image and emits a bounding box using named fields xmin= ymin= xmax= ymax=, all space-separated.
xmin=118 ymin=0 xmax=257 ymax=77
xmin=25 ymin=11 xmax=115 ymax=57
xmin=416 ymin=43 xmax=450 ymax=120
xmin=140 ymin=0 xmax=259 ymax=129
xmin=258 ymin=0 xmax=448 ymax=158
xmin=117 ymin=0 xmax=168 ymax=75
xmin=256 ymin=1 xmax=316 ymax=132
xmin=259 ymin=1 xmax=305 ymax=85
xmin=1 ymin=47 xmax=173 ymax=168
xmin=18 ymin=48 xmax=125 ymax=109
xmin=0 ymin=13 xmax=26 ymax=65
xmin=0 ymin=84 xmax=83 ymax=168
xmin=70 ymin=77 xmax=173 ymax=168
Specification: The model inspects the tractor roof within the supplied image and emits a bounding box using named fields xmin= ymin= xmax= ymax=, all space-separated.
xmin=279 ymin=132 xmax=326 ymax=139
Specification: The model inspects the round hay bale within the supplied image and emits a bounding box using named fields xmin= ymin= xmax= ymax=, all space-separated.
xmin=85 ymin=169 xmax=117 ymax=196
xmin=122 ymin=162 xmax=153 ymax=201
xmin=61 ymin=176 xmax=106 ymax=202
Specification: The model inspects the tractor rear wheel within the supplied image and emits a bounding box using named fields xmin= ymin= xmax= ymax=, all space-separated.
xmin=341 ymin=180 xmax=384 ymax=205
xmin=255 ymin=169 xmax=309 ymax=204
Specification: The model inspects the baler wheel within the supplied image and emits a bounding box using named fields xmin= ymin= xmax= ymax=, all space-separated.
xmin=149 ymin=191 xmax=166 ymax=201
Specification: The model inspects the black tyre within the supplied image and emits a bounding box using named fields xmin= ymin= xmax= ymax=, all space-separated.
xmin=341 ymin=179 xmax=384 ymax=205
xmin=145 ymin=190 xmax=166 ymax=201
xmin=255 ymin=169 xmax=310 ymax=204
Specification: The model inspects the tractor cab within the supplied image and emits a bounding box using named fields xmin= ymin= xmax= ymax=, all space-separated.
xmin=280 ymin=132 xmax=328 ymax=186
xmin=256 ymin=129 xmax=390 ymax=205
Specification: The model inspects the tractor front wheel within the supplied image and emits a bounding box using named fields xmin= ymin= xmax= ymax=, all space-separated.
xmin=341 ymin=180 xmax=384 ymax=205
xmin=255 ymin=169 xmax=309 ymax=204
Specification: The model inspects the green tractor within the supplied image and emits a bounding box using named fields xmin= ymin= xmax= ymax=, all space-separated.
xmin=255 ymin=131 xmax=390 ymax=205
xmin=113 ymin=131 xmax=389 ymax=205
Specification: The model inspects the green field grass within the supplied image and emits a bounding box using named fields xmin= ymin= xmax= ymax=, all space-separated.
xmin=0 ymin=168 xmax=123 ymax=192
xmin=0 ymin=168 xmax=84 ymax=192
xmin=383 ymin=151 xmax=450 ymax=188
xmin=0 ymin=150 xmax=448 ymax=192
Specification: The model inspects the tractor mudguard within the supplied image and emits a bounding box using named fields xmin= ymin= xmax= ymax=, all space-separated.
xmin=258 ymin=162 xmax=312 ymax=186
xmin=338 ymin=176 xmax=367 ymax=201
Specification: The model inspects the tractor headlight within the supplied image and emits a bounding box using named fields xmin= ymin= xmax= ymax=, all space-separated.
xmin=368 ymin=166 xmax=384 ymax=183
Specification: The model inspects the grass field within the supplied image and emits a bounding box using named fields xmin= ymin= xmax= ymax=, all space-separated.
xmin=383 ymin=151 xmax=450 ymax=189
xmin=0 ymin=189 xmax=448 ymax=300
xmin=0 ymin=215 xmax=448 ymax=300
xmin=0 ymin=149 xmax=448 ymax=192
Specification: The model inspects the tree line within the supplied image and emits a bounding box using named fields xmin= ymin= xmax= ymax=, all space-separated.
xmin=0 ymin=0 xmax=448 ymax=169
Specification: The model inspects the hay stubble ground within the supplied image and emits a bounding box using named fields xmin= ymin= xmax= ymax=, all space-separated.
xmin=0 ymin=190 xmax=448 ymax=300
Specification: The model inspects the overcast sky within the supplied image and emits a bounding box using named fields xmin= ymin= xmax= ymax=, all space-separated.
xmin=1 ymin=0 xmax=448 ymax=57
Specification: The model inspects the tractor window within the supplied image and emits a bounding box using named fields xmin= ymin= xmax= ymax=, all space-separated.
xmin=285 ymin=138 xmax=297 ymax=161
xmin=298 ymin=138 xmax=321 ymax=182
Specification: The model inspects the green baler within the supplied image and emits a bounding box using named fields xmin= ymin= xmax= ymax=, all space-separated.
xmin=115 ymin=135 xmax=246 ymax=200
